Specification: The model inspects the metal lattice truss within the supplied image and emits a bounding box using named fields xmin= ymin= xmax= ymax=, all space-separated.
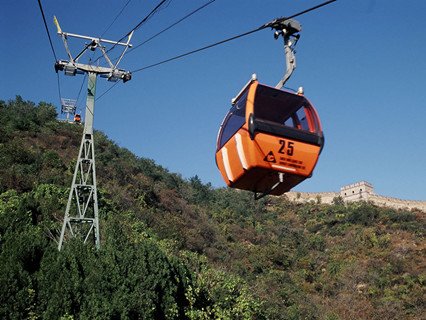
xmin=59 ymin=130 xmax=100 ymax=248
xmin=58 ymin=73 xmax=101 ymax=250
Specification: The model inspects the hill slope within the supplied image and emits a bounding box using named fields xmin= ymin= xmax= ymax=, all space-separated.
xmin=0 ymin=97 xmax=424 ymax=319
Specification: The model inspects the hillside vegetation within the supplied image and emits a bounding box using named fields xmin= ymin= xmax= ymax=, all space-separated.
xmin=0 ymin=97 xmax=424 ymax=319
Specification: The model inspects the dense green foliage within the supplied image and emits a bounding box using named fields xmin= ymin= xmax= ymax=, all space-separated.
xmin=0 ymin=97 xmax=424 ymax=319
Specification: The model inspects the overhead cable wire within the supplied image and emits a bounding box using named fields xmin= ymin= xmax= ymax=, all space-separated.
xmin=125 ymin=0 xmax=215 ymax=57
xmin=132 ymin=0 xmax=337 ymax=73
xmin=76 ymin=73 xmax=88 ymax=109
xmin=96 ymin=82 xmax=120 ymax=102
xmin=132 ymin=27 xmax=262 ymax=73
xmin=101 ymin=0 xmax=132 ymax=38
xmin=98 ymin=0 xmax=215 ymax=100
xmin=37 ymin=0 xmax=64 ymax=105
xmin=129 ymin=0 xmax=172 ymax=34
xmin=97 ymin=0 xmax=336 ymax=101
xmin=56 ymin=74 xmax=62 ymax=103
xmin=104 ymin=0 xmax=171 ymax=57
xmin=37 ymin=0 xmax=58 ymax=61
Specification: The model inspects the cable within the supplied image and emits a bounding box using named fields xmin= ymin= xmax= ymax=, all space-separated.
xmin=132 ymin=0 xmax=337 ymax=73
xmin=37 ymin=0 xmax=64 ymax=113
xmin=101 ymin=0 xmax=132 ymax=38
xmin=105 ymin=0 xmax=171 ymax=57
xmin=132 ymin=27 xmax=261 ymax=73
xmin=96 ymin=82 xmax=120 ymax=102
xmin=129 ymin=0 xmax=172 ymax=34
xmin=76 ymin=73 xmax=88 ymax=108
xmin=97 ymin=0 xmax=216 ymax=101
xmin=125 ymin=0 xmax=215 ymax=57
xmin=98 ymin=0 xmax=337 ymax=101
xmin=37 ymin=0 xmax=58 ymax=61
xmin=56 ymin=73 xmax=62 ymax=104
xmin=285 ymin=0 xmax=337 ymax=21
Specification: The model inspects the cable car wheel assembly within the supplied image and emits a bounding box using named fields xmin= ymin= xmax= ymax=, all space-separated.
xmin=215 ymin=18 xmax=325 ymax=200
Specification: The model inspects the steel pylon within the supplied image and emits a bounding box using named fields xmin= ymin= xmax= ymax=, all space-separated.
xmin=54 ymin=16 xmax=132 ymax=250
xmin=58 ymin=72 xmax=100 ymax=250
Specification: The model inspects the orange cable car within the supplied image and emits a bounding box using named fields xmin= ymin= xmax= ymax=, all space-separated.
xmin=215 ymin=19 xmax=324 ymax=198
xmin=74 ymin=113 xmax=81 ymax=123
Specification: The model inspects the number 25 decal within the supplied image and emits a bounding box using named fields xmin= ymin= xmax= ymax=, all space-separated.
xmin=278 ymin=139 xmax=294 ymax=156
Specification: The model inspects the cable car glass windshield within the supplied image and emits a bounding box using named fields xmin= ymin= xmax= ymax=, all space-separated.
xmin=253 ymin=85 xmax=315 ymax=132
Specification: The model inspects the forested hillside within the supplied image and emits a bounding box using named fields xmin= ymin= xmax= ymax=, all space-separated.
xmin=0 ymin=97 xmax=424 ymax=319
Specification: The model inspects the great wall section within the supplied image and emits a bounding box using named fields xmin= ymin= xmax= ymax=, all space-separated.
xmin=285 ymin=181 xmax=426 ymax=212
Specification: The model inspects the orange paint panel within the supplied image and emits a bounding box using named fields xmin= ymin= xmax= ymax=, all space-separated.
xmin=252 ymin=132 xmax=320 ymax=177
xmin=215 ymin=149 xmax=230 ymax=186
xmin=215 ymin=137 xmax=245 ymax=185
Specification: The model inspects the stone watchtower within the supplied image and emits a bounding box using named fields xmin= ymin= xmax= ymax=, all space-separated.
xmin=340 ymin=181 xmax=374 ymax=202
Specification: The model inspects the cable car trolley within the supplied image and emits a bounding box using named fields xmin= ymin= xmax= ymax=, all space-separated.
xmin=215 ymin=18 xmax=324 ymax=199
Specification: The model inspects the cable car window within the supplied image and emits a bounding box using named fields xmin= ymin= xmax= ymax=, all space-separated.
xmin=284 ymin=117 xmax=295 ymax=128
xmin=296 ymin=107 xmax=310 ymax=131
xmin=254 ymin=85 xmax=311 ymax=131
xmin=218 ymin=92 xmax=247 ymax=149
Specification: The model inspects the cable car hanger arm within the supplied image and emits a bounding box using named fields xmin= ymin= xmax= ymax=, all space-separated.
xmin=270 ymin=19 xmax=301 ymax=89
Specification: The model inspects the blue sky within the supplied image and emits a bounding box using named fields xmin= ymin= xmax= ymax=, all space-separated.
xmin=1 ymin=0 xmax=425 ymax=200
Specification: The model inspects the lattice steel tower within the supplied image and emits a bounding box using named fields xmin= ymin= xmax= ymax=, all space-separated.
xmin=54 ymin=16 xmax=133 ymax=250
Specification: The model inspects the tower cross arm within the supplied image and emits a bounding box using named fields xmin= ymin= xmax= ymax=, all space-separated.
xmin=58 ymin=32 xmax=133 ymax=48
xmin=53 ymin=15 xmax=133 ymax=82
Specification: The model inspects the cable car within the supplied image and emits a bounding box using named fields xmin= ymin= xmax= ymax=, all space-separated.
xmin=214 ymin=18 xmax=324 ymax=198
xmin=74 ymin=113 xmax=81 ymax=123
xmin=215 ymin=77 xmax=324 ymax=197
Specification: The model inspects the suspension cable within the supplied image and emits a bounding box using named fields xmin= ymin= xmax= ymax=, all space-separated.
xmin=104 ymin=0 xmax=171 ymax=57
xmin=132 ymin=0 xmax=337 ymax=73
xmin=133 ymin=26 xmax=261 ymax=73
xmin=37 ymin=0 xmax=58 ymax=61
xmin=76 ymin=73 xmax=87 ymax=108
xmin=97 ymin=1 xmax=216 ymax=100
xmin=125 ymin=0 xmax=215 ymax=57
xmin=37 ymin=0 xmax=64 ymax=105
xmin=96 ymin=0 xmax=337 ymax=101
xmin=96 ymin=82 xmax=120 ymax=102
xmin=101 ymin=0 xmax=132 ymax=38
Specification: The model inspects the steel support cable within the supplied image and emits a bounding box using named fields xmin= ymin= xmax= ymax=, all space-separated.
xmin=76 ymin=73 xmax=88 ymax=109
xmin=96 ymin=82 xmax=120 ymax=102
xmin=98 ymin=0 xmax=337 ymax=100
xmin=37 ymin=0 xmax=58 ymax=61
xmin=128 ymin=0 xmax=172 ymax=34
xmin=56 ymin=74 xmax=62 ymax=103
xmin=103 ymin=0 xmax=171 ymax=58
xmin=37 ymin=0 xmax=64 ymax=104
xmin=95 ymin=1 xmax=174 ymax=120
xmin=90 ymin=0 xmax=133 ymax=63
xmin=132 ymin=0 xmax=337 ymax=73
xmin=132 ymin=27 xmax=262 ymax=73
xmin=101 ymin=0 xmax=132 ymax=38
xmin=123 ymin=0 xmax=215 ymax=58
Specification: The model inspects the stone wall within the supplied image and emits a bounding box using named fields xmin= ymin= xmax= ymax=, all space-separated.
xmin=286 ymin=191 xmax=338 ymax=204
xmin=368 ymin=194 xmax=426 ymax=212
xmin=285 ymin=185 xmax=426 ymax=213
